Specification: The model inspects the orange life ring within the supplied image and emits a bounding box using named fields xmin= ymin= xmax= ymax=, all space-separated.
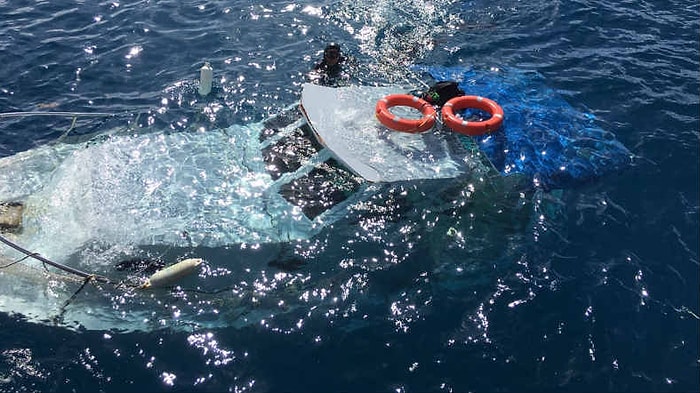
xmin=375 ymin=94 xmax=436 ymax=133
xmin=441 ymin=96 xmax=504 ymax=136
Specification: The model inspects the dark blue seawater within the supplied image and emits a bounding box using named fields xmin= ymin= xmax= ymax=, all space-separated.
xmin=0 ymin=0 xmax=698 ymax=392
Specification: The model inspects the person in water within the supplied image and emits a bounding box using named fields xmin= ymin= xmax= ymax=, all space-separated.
xmin=310 ymin=43 xmax=349 ymax=86
xmin=412 ymin=80 xmax=465 ymax=108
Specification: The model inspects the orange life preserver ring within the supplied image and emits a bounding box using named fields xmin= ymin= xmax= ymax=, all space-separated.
xmin=441 ymin=96 xmax=504 ymax=136
xmin=375 ymin=94 xmax=436 ymax=133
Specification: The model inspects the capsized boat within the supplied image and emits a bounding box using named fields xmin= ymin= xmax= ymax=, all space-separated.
xmin=0 ymin=82 xmax=502 ymax=331
xmin=0 ymin=66 xmax=631 ymax=331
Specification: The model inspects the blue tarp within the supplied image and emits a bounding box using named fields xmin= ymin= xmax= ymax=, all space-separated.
xmin=413 ymin=65 xmax=632 ymax=189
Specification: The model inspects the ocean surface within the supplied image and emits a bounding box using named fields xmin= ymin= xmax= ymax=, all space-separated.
xmin=0 ymin=0 xmax=698 ymax=392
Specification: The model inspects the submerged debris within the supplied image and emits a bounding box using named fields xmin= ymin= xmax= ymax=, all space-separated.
xmin=0 ymin=202 xmax=23 ymax=232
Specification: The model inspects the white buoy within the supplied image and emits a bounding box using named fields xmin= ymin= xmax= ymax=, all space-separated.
xmin=198 ymin=62 xmax=213 ymax=96
xmin=141 ymin=258 xmax=204 ymax=288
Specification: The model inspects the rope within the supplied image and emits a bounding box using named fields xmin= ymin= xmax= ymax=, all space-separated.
xmin=0 ymin=111 xmax=121 ymax=142
xmin=0 ymin=233 xmax=111 ymax=284
xmin=0 ymin=111 xmax=114 ymax=118
xmin=53 ymin=275 xmax=95 ymax=325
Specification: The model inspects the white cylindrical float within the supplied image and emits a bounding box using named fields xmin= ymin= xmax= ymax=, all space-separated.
xmin=198 ymin=62 xmax=213 ymax=96
xmin=141 ymin=258 xmax=204 ymax=288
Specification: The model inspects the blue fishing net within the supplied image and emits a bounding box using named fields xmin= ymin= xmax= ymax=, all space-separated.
xmin=413 ymin=65 xmax=632 ymax=189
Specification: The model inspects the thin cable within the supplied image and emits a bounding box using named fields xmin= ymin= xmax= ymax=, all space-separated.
xmin=0 ymin=253 xmax=34 ymax=269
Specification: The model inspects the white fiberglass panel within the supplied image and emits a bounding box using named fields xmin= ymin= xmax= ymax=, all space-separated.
xmin=301 ymin=83 xmax=471 ymax=182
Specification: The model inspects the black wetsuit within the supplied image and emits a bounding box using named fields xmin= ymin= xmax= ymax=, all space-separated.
xmin=312 ymin=56 xmax=347 ymax=86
